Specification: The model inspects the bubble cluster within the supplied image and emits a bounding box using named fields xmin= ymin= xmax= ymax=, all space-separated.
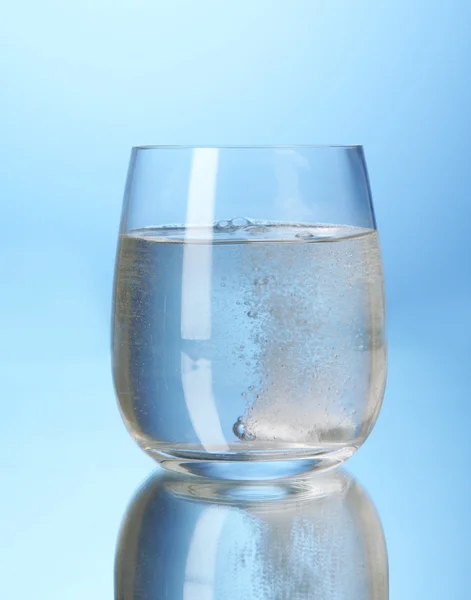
xmin=223 ymin=224 xmax=385 ymax=445
xmin=233 ymin=416 xmax=256 ymax=441
xmin=215 ymin=217 xmax=252 ymax=231
xmin=212 ymin=218 xmax=290 ymax=241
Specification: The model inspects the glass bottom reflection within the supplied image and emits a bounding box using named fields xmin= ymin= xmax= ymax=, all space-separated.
xmin=115 ymin=469 xmax=388 ymax=599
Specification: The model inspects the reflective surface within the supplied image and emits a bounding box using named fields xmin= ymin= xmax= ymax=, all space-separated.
xmin=115 ymin=470 xmax=388 ymax=599
xmin=4 ymin=321 xmax=469 ymax=599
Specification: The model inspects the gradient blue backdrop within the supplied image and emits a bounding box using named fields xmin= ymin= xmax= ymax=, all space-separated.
xmin=1 ymin=2 xmax=470 ymax=598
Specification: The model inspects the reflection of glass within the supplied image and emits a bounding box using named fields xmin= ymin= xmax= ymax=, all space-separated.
xmin=112 ymin=146 xmax=387 ymax=479
xmin=115 ymin=470 xmax=388 ymax=599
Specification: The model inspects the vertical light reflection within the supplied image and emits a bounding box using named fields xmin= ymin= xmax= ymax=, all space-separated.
xmin=183 ymin=506 xmax=227 ymax=600
xmin=181 ymin=148 xmax=229 ymax=452
xmin=181 ymin=148 xmax=219 ymax=341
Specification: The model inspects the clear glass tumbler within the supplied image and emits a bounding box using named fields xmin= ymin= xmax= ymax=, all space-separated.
xmin=112 ymin=145 xmax=387 ymax=479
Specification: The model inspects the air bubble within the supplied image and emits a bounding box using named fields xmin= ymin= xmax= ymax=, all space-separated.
xmin=233 ymin=417 xmax=256 ymax=441
xmin=295 ymin=230 xmax=314 ymax=239
xmin=247 ymin=310 xmax=258 ymax=318
xmin=230 ymin=217 xmax=251 ymax=227
xmin=217 ymin=220 xmax=230 ymax=229
xmin=221 ymin=282 xmax=226 ymax=287
xmin=248 ymin=385 xmax=255 ymax=391
xmin=255 ymin=277 xmax=270 ymax=286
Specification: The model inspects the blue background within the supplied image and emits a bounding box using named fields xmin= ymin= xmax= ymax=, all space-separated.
xmin=1 ymin=1 xmax=470 ymax=598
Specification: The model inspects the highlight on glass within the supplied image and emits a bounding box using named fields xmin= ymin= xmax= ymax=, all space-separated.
xmin=112 ymin=145 xmax=387 ymax=479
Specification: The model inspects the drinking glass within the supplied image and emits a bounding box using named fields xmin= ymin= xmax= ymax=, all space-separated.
xmin=115 ymin=470 xmax=388 ymax=599
xmin=112 ymin=145 xmax=387 ymax=479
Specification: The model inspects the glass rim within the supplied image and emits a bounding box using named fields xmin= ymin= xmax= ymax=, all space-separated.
xmin=132 ymin=144 xmax=363 ymax=151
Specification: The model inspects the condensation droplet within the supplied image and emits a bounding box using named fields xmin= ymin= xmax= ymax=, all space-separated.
xmin=295 ymin=230 xmax=314 ymax=239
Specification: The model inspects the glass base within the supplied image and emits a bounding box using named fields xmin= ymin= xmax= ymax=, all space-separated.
xmin=142 ymin=445 xmax=357 ymax=481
